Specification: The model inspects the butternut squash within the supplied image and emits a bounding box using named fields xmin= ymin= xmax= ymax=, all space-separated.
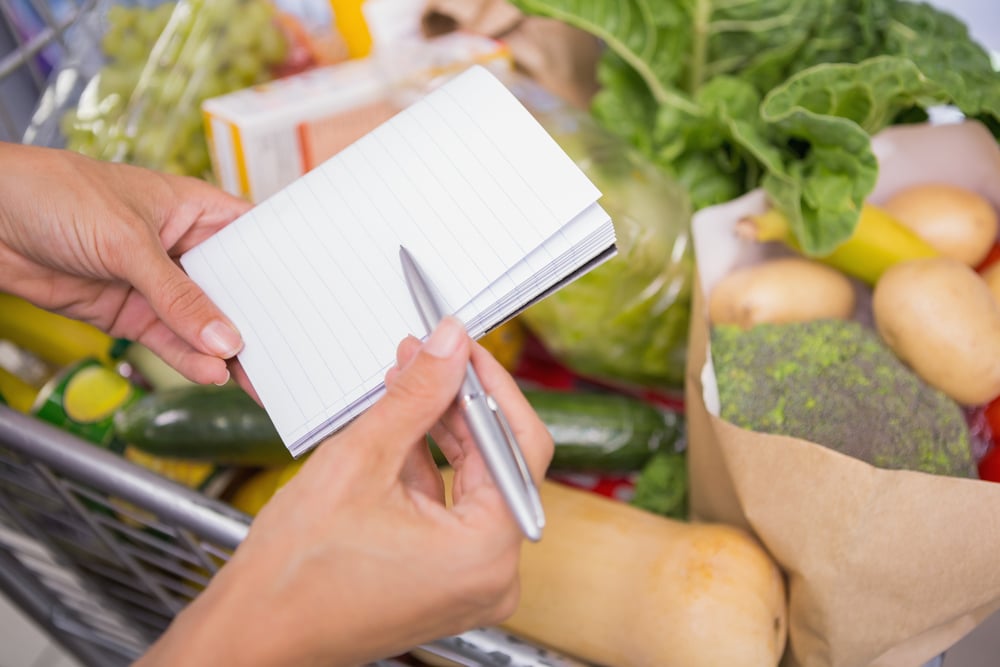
xmin=442 ymin=470 xmax=788 ymax=666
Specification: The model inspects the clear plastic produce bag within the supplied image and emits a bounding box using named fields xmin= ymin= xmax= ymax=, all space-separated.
xmin=24 ymin=0 xmax=289 ymax=179
xmin=504 ymin=74 xmax=695 ymax=391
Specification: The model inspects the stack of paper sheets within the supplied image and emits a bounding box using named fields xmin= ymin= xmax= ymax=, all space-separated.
xmin=182 ymin=65 xmax=615 ymax=457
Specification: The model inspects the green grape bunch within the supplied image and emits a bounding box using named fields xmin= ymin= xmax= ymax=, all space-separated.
xmin=62 ymin=0 xmax=287 ymax=179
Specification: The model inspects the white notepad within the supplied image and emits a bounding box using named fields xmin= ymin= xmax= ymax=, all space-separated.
xmin=181 ymin=66 xmax=616 ymax=457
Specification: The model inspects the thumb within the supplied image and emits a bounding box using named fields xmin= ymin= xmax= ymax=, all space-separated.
xmin=129 ymin=250 xmax=243 ymax=360
xmin=348 ymin=316 xmax=471 ymax=475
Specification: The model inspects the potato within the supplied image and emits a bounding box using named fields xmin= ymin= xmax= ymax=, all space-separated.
xmin=708 ymin=257 xmax=856 ymax=329
xmin=873 ymin=257 xmax=1000 ymax=405
xmin=882 ymin=183 xmax=999 ymax=266
xmin=984 ymin=263 xmax=1000 ymax=305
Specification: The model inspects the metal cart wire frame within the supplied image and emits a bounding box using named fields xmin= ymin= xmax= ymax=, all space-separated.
xmin=0 ymin=0 xmax=95 ymax=142
xmin=0 ymin=5 xmax=588 ymax=667
xmin=0 ymin=406 xmax=248 ymax=666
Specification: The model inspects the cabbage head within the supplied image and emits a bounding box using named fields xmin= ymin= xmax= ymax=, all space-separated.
xmin=521 ymin=107 xmax=693 ymax=389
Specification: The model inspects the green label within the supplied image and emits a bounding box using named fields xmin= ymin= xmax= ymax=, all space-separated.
xmin=33 ymin=358 xmax=145 ymax=450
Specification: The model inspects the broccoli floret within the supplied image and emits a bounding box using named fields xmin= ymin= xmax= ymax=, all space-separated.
xmin=629 ymin=450 xmax=688 ymax=519
xmin=711 ymin=319 xmax=976 ymax=478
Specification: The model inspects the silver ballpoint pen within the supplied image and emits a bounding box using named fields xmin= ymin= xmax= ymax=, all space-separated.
xmin=399 ymin=246 xmax=545 ymax=542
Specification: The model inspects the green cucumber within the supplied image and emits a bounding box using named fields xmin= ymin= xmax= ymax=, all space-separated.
xmin=115 ymin=385 xmax=682 ymax=472
xmin=433 ymin=388 xmax=683 ymax=472
xmin=113 ymin=385 xmax=294 ymax=466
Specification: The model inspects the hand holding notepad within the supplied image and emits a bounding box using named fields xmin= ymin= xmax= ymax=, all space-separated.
xmin=181 ymin=66 xmax=615 ymax=458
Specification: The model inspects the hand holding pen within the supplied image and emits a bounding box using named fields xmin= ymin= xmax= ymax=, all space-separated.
xmin=142 ymin=315 xmax=554 ymax=666
xmin=400 ymin=246 xmax=547 ymax=541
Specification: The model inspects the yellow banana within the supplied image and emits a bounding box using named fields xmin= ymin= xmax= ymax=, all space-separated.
xmin=0 ymin=293 xmax=119 ymax=367
xmin=122 ymin=446 xmax=217 ymax=489
xmin=229 ymin=459 xmax=306 ymax=516
xmin=0 ymin=367 xmax=39 ymax=413
xmin=737 ymin=203 xmax=939 ymax=285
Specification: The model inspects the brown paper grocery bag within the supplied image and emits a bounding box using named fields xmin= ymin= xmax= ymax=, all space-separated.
xmin=686 ymin=121 xmax=1000 ymax=667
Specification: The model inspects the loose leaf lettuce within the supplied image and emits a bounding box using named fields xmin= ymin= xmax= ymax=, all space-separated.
xmin=886 ymin=2 xmax=1000 ymax=120
xmin=757 ymin=57 xmax=936 ymax=254
xmin=512 ymin=0 xmax=1000 ymax=255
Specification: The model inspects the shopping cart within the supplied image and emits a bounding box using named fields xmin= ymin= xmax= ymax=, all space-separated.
xmin=0 ymin=5 xmax=589 ymax=666
xmin=0 ymin=403 xmax=249 ymax=665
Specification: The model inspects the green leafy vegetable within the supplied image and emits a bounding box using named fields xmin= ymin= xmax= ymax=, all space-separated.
xmin=520 ymin=105 xmax=694 ymax=388
xmin=499 ymin=72 xmax=693 ymax=389
xmin=511 ymin=0 xmax=1000 ymax=255
xmin=886 ymin=1 xmax=1000 ymax=118
xmin=757 ymin=56 xmax=932 ymax=253
xmin=629 ymin=449 xmax=688 ymax=519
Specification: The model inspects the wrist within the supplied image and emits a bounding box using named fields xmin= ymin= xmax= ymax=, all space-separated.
xmin=139 ymin=551 xmax=340 ymax=667
xmin=137 ymin=575 xmax=241 ymax=666
xmin=138 ymin=561 xmax=271 ymax=665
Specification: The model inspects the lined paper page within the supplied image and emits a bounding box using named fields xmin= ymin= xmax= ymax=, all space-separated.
xmin=182 ymin=66 xmax=608 ymax=452
xmin=458 ymin=202 xmax=615 ymax=333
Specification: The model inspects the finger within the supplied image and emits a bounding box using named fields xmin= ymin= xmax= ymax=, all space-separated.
xmin=428 ymin=414 xmax=493 ymax=506
xmin=133 ymin=319 xmax=231 ymax=385
xmin=470 ymin=340 xmax=553 ymax=483
xmin=398 ymin=438 xmax=446 ymax=504
xmin=347 ymin=316 xmax=470 ymax=477
xmin=228 ymin=359 xmax=261 ymax=404
xmin=392 ymin=333 xmax=482 ymax=481
xmin=392 ymin=334 xmax=421 ymax=373
xmin=443 ymin=340 xmax=553 ymax=538
xmin=447 ymin=341 xmax=553 ymax=495
xmin=123 ymin=248 xmax=244 ymax=365
xmin=444 ymin=464 xmax=522 ymax=549
xmin=428 ymin=410 xmax=470 ymax=469
xmin=384 ymin=348 xmax=447 ymax=502
xmin=113 ymin=292 xmax=231 ymax=385
xmin=426 ymin=338 xmax=553 ymax=514
xmin=159 ymin=175 xmax=251 ymax=253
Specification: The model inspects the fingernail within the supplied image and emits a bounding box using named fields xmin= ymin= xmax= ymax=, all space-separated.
xmin=214 ymin=369 xmax=231 ymax=387
xmin=201 ymin=320 xmax=243 ymax=358
xmin=423 ymin=316 xmax=463 ymax=358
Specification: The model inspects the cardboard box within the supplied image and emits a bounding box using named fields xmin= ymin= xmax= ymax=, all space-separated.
xmin=202 ymin=33 xmax=510 ymax=203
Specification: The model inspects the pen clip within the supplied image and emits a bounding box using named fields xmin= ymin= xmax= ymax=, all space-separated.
xmin=486 ymin=394 xmax=546 ymax=530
